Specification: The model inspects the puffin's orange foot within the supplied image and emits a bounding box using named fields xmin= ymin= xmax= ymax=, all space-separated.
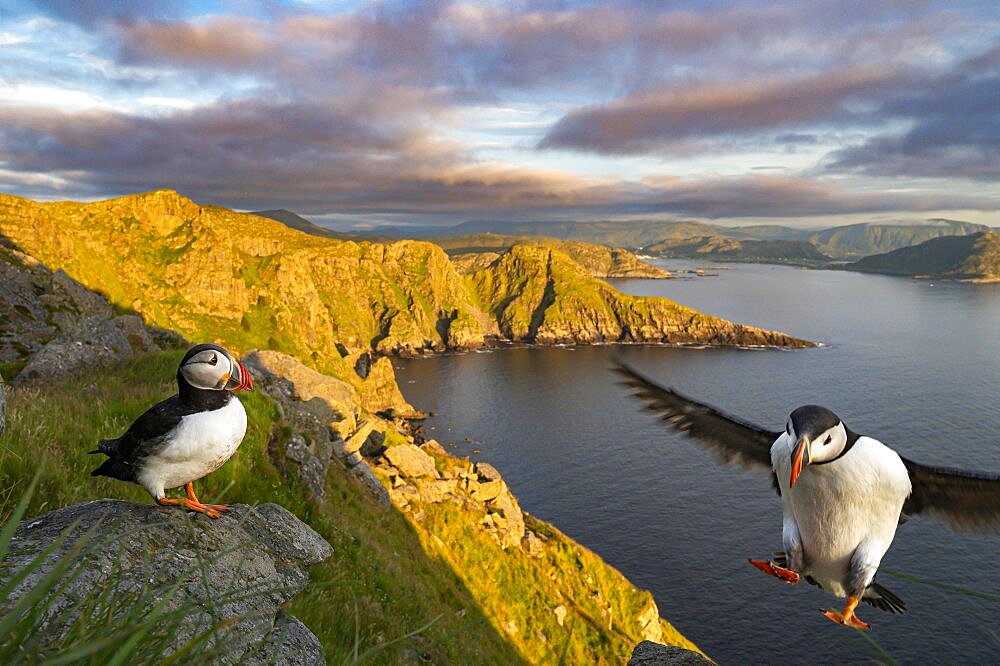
xmin=157 ymin=497 xmax=230 ymax=519
xmin=748 ymin=558 xmax=800 ymax=584
xmin=821 ymin=597 xmax=870 ymax=630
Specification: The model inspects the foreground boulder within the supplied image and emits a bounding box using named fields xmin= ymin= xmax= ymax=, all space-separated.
xmin=628 ymin=640 xmax=712 ymax=665
xmin=3 ymin=500 xmax=332 ymax=664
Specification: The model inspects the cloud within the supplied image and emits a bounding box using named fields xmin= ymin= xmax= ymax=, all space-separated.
xmin=1 ymin=96 xmax=990 ymax=220
xmin=824 ymin=48 xmax=1000 ymax=180
xmin=538 ymin=66 xmax=907 ymax=154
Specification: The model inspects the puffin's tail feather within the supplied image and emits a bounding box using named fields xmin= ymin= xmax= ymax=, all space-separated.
xmin=90 ymin=438 xmax=118 ymax=456
xmin=863 ymin=581 xmax=907 ymax=613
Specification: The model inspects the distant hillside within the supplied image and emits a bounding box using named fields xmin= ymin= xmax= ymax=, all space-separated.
xmin=807 ymin=220 xmax=989 ymax=258
xmin=645 ymin=236 xmax=830 ymax=265
xmin=434 ymin=233 xmax=672 ymax=278
xmin=430 ymin=220 xmax=725 ymax=249
xmin=362 ymin=218 xmax=990 ymax=261
xmin=252 ymin=209 xmax=352 ymax=239
xmin=847 ymin=231 xmax=1000 ymax=281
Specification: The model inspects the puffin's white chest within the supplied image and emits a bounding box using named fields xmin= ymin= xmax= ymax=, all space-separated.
xmin=138 ymin=397 xmax=248 ymax=495
xmin=772 ymin=435 xmax=911 ymax=594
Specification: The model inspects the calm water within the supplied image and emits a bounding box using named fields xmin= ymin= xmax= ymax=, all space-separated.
xmin=396 ymin=261 xmax=1000 ymax=664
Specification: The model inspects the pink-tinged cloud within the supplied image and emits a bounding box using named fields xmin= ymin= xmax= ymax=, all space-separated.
xmin=0 ymin=99 xmax=992 ymax=220
xmin=539 ymin=67 xmax=908 ymax=154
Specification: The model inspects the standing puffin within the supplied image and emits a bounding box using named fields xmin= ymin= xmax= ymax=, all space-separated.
xmin=92 ymin=343 xmax=253 ymax=518
xmin=616 ymin=363 xmax=1000 ymax=630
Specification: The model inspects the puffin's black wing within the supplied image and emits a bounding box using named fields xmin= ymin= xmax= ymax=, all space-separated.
xmin=94 ymin=396 xmax=194 ymax=464
xmin=615 ymin=363 xmax=779 ymax=471
xmin=900 ymin=456 xmax=1000 ymax=533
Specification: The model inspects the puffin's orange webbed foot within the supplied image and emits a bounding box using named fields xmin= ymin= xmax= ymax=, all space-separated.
xmin=748 ymin=558 xmax=800 ymax=584
xmin=821 ymin=596 xmax=870 ymax=631
xmin=157 ymin=496 xmax=230 ymax=519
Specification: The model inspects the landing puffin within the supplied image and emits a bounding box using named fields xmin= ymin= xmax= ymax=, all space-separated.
xmin=92 ymin=343 xmax=253 ymax=518
xmin=616 ymin=363 xmax=1000 ymax=630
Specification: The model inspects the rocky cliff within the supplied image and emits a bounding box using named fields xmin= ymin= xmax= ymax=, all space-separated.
xmin=245 ymin=350 xmax=703 ymax=663
xmin=0 ymin=191 xmax=810 ymax=366
xmin=3 ymin=500 xmax=332 ymax=663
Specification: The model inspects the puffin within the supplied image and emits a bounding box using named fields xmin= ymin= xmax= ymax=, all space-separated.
xmin=91 ymin=343 xmax=253 ymax=518
xmin=615 ymin=363 xmax=1000 ymax=630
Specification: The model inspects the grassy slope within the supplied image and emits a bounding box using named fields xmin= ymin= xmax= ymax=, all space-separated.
xmin=0 ymin=350 xmax=519 ymax=664
xmin=1 ymin=350 xmax=700 ymax=663
xmin=645 ymin=236 xmax=830 ymax=265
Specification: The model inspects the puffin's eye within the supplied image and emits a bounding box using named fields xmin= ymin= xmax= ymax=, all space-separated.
xmin=209 ymin=354 xmax=218 ymax=366
xmin=824 ymin=435 xmax=832 ymax=445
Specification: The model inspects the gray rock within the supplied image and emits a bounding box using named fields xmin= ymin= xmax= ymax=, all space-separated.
xmin=4 ymin=500 xmax=332 ymax=664
xmin=16 ymin=316 xmax=134 ymax=384
xmin=627 ymin=641 xmax=711 ymax=666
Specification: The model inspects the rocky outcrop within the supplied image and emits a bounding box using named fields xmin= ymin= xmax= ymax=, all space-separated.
xmin=628 ymin=641 xmax=712 ymax=665
xmin=3 ymin=500 xmax=332 ymax=664
xmin=0 ymin=243 xmax=184 ymax=384
xmin=469 ymin=245 xmax=813 ymax=347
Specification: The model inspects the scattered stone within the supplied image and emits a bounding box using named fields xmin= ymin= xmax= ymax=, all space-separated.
xmin=359 ymin=429 xmax=387 ymax=458
xmin=284 ymin=432 xmax=331 ymax=498
xmin=344 ymin=419 xmax=376 ymax=454
xmin=469 ymin=478 xmax=503 ymax=503
xmin=627 ymin=641 xmax=711 ymax=665
xmin=553 ymin=605 xmax=568 ymax=627
xmin=420 ymin=439 xmax=448 ymax=456
xmin=419 ymin=479 xmax=456 ymax=504
xmin=3 ymin=500 xmax=331 ymax=664
xmin=475 ymin=462 xmax=502 ymax=482
xmin=523 ymin=530 xmax=545 ymax=558
xmin=384 ymin=444 xmax=438 ymax=479
xmin=389 ymin=484 xmax=419 ymax=508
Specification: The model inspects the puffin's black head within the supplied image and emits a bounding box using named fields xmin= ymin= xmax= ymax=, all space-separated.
xmin=786 ymin=405 xmax=849 ymax=487
xmin=178 ymin=343 xmax=253 ymax=394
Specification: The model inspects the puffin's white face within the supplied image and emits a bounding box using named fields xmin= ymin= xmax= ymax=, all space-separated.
xmin=790 ymin=421 xmax=848 ymax=464
xmin=180 ymin=348 xmax=236 ymax=390
xmin=786 ymin=405 xmax=849 ymax=487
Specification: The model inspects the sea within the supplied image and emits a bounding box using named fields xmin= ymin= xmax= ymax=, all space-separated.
xmin=395 ymin=260 xmax=1000 ymax=664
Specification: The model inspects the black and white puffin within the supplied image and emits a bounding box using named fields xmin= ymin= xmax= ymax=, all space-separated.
xmin=91 ymin=343 xmax=253 ymax=518
xmin=616 ymin=363 xmax=1000 ymax=630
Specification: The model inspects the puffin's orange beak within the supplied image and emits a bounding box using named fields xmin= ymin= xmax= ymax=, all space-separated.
xmin=790 ymin=437 xmax=809 ymax=487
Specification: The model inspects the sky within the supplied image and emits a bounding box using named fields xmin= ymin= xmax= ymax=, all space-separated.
xmin=0 ymin=0 xmax=997 ymax=230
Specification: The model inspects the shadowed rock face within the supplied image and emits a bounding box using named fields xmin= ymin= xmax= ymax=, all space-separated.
xmin=628 ymin=640 xmax=712 ymax=665
xmin=4 ymin=500 xmax=332 ymax=664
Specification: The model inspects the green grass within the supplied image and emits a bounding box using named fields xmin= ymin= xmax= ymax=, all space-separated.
xmin=0 ymin=350 xmax=523 ymax=664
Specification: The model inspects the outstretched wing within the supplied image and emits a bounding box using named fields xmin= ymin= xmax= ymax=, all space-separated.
xmin=900 ymin=457 xmax=1000 ymax=533
xmin=615 ymin=363 xmax=779 ymax=471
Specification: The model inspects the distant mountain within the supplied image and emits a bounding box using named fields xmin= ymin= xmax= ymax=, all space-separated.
xmin=433 ymin=233 xmax=672 ymax=278
xmin=847 ymin=231 xmax=1000 ymax=281
xmin=806 ymin=220 xmax=990 ymax=258
xmin=645 ymin=236 xmax=830 ymax=265
xmin=251 ymin=209 xmax=353 ymax=239
xmin=357 ymin=218 xmax=990 ymax=260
